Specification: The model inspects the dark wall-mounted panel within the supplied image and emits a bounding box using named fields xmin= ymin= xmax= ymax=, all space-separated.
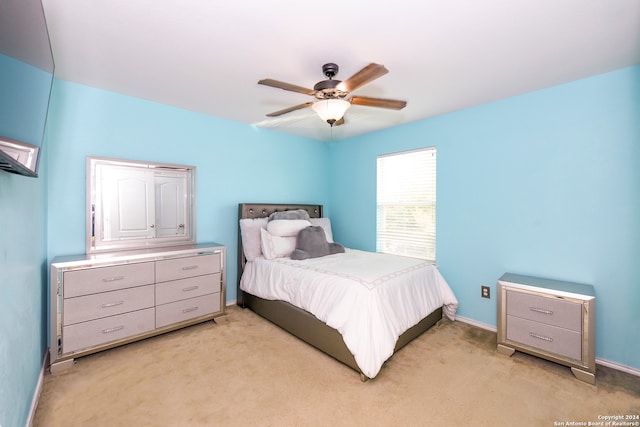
xmin=0 ymin=0 xmax=54 ymax=177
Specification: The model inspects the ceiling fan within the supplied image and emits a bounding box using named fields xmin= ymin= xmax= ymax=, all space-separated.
xmin=258 ymin=63 xmax=407 ymax=126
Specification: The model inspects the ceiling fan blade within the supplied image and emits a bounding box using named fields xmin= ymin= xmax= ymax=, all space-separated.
xmin=258 ymin=79 xmax=316 ymax=96
xmin=350 ymin=96 xmax=407 ymax=110
xmin=334 ymin=117 xmax=345 ymax=126
xmin=265 ymin=102 xmax=314 ymax=117
xmin=338 ymin=63 xmax=389 ymax=93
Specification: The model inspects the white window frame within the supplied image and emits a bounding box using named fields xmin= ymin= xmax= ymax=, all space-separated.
xmin=376 ymin=147 xmax=436 ymax=261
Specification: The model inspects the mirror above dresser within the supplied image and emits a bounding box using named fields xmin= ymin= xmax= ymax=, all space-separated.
xmin=86 ymin=157 xmax=196 ymax=253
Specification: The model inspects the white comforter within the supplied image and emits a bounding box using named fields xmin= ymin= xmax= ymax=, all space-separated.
xmin=240 ymin=248 xmax=458 ymax=378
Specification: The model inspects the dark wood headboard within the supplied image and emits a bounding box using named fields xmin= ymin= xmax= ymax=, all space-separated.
xmin=237 ymin=203 xmax=323 ymax=306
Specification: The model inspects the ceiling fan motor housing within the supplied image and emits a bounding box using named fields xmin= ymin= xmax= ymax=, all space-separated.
xmin=313 ymin=79 xmax=345 ymax=97
xmin=313 ymin=63 xmax=347 ymax=99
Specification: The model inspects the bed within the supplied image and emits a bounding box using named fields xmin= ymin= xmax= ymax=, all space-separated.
xmin=237 ymin=203 xmax=458 ymax=380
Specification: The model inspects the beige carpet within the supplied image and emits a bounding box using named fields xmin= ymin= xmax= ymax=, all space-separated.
xmin=34 ymin=305 xmax=639 ymax=427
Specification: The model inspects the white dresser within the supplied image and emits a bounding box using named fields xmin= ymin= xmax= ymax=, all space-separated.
xmin=496 ymin=273 xmax=596 ymax=384
xmin=50 ymin=243 xmax=225 ymax=372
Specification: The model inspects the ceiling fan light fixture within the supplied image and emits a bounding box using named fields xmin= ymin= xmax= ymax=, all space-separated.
xmin=311 ymin=99 xmax=351 ymax=126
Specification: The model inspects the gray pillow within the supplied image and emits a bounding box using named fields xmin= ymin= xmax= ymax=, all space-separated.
xmin=268 ymin=209 xmax=311 ymax=221
xmin=290 ymin=226 xmax=345 ymax=260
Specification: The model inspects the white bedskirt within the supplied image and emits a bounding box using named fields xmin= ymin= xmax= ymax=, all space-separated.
xmin=240 ymin=248 xmax=458 ymax=378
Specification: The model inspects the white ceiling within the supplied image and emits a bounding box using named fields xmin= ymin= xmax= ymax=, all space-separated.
xmin=39 ymin=0 xmax=640 ymax=142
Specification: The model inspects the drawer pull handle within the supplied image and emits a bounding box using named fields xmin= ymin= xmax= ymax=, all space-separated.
xmin=101 ymin=300 xmax=125 ymax=308
xmin=529 ymin=332 xmax=553 ymax=342
xmin=529 ymin=306 xmax=553 ymax=315
xmin=182 ymin=306 xmax=199 ymax=314
xmin=182 ymin=265 xmax=199 ymax=271
xmin=182 ymin=285 xmax=199 ymax=292
xmin=102 ymin=325 xmax=125 ymax=334
xmin=102 ymin=276 xmax=125 ymax=282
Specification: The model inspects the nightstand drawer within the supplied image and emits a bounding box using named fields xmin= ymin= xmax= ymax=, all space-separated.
xmin=506 ymin=315 xmax=582 ymax=361
xmin=155 ymin=273 xmax=221 ymax=305
xmin=155 ymin=253 xmax=220 ymax=282
xmin=63 ymin=285 xmax=155 ymax=326
xmin=63 ymin=308 xmax=155 ymax=354
xmin=64 ymin=262 xmax=155 ymax=298
xmin=507 ymin=290 xmax=582 ymax=331
xmin=156 ymin=294 xmax=220 ymax=328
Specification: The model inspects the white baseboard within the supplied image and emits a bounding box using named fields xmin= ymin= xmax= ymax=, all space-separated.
xmin=455 ymin=316 xmax=640 ymax=378
xmin=455 ymin=315 xmax=497 ymax=332
xmin=26 ymin=350 xmax=48 ymax=427
xmin=596 ymin=358 xmax=640 ymax=377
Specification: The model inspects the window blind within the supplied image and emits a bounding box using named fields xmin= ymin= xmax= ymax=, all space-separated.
xmin=376 ymin=147 xmax=436 ymax=261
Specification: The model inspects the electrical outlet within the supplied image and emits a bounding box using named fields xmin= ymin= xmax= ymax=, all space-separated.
xmin=481 ymin=285 xmax=490 ymax=299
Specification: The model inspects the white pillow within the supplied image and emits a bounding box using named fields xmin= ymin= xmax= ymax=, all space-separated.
xmin=309 ymin=217 xmax=334 ymax=243
xmin=239 ymin=217 xmax=268 ymax=261
xmin=267 ymin=219 xmax=311 ymax=237
xmin=260 ymin=228 xmax=297 ymax=260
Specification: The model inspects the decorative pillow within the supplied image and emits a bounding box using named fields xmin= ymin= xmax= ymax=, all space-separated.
xmin=239 ymin=217 xmax=268 ymax=261
xmin=290 ymin=226 xmax=345 ymax=260
xmin=260 ymin=228 xmax=297 ymax=260
xmin=268 ymin=209 xmax=311 ymax=222
xmin=309 ymin=217 xmax=334 ymax=243
xmin=267 ymin=219 xmax=312 ymax=237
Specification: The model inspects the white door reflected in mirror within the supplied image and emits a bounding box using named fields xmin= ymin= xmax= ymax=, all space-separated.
xmin=87 ymin=157 xmax=195 ymax=253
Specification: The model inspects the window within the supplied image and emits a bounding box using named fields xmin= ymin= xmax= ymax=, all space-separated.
xmin=376 ymin=147 xmax=436 ymax=261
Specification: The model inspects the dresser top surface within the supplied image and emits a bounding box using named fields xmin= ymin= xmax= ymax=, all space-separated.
xmin=499 ymin=272 xmax=595 ymax=299
xmin=52 ymin=242 xmax=225 ymax=268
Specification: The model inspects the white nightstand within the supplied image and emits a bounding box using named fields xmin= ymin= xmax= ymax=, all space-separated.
xmin=496 ymin=273 xmax=596 ymax=384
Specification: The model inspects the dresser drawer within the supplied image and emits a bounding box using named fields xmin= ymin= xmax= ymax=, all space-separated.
xmin=155 ymin=273 xmax=221 ymax=305
xmin=64 ymin=262 xmax=155 ymax=298
xmin=155 ymin=253 xmax=220 ymax=283
xmin=62 ymin=308 xmax=155 ymax=354
xmin=506 ymin=290 xmax=582 ymax=331
xmin=156 ymin=294 xmax=220 ymax=328
xmin=506 ymin=315 xmax=582 ymax=361
xmin=63 ymin=285 xmax=155 ymax=326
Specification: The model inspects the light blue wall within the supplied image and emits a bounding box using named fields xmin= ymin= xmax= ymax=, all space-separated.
xmin=46 ymin=80 xmax=330 ymax=303
xmin=329 ymin=65 xmax=640 ymax=369
xmin=0 ymin=57 xmax=49 ymax=427
xmin=0 ymin=169 xmax=48 ymax=427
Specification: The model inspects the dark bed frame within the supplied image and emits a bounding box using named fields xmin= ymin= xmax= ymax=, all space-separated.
xmin=237 ymin=203 xmax=443 ymax=380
